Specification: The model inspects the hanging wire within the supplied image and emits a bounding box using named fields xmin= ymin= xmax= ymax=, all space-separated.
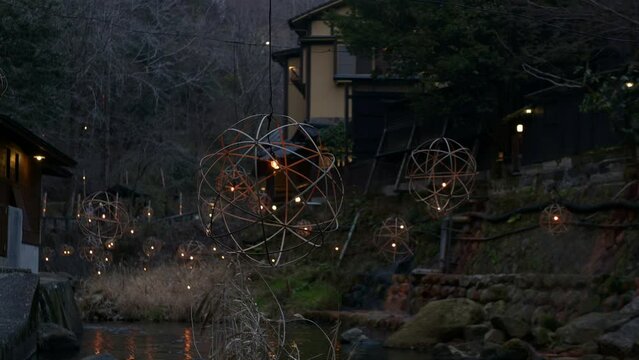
xmin=268 ymin=0 xmax=274 ymax=118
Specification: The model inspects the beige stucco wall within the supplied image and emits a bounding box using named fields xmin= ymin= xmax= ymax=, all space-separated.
xmin=311 ymin=20 xmax=331 ymax=36
xmin=286 ymin=57 xmax=306 ymax=121
xmin=309 ymin=44 xmax=344 ymax=120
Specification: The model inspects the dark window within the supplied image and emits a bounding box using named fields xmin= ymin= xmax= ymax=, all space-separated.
xmin=335 ymin=44 xmax=372 ymax=76
xmin=0 ymin=147 xmax=6 ymax=180
xmin=336 ymin=44 xmax=357 ymax=75
xmin=4 ymin=149 xmax=9 ymax=179
xmin=13 ymin=153 xmax=19 ymax=182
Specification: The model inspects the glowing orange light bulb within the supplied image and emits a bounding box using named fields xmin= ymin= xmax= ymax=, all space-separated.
xmin=270 ymin=160 xmax=280 ymax=170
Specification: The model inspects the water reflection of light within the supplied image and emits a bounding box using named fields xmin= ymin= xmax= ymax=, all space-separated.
xmin=93 ymin=329 xmax=104 ymax=354
xmin=126 ymin=333 xmax=136 ymax=360
xmin=184 ymin=327 xmax=192 ymax=360
xmin=146 ymin=335 xmax=154 ymax=360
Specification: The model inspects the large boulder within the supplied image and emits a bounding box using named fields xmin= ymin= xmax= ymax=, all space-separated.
xmin=481 ymin=339 xmax=542 ymax=360
xmin=38 ymin=322 xmax=80 ymax=352
xmin=484 ymin=329 xmax=506 ymax=344
xmin=620 ymin=296 xmax=639 ymax=315
xmin=384 ymin=298 xmax=485 ymax=349
xmin=556 ymin=312 xmax=632 ymax=345
xmin=598 ymin=317 xmax=639 ymax=356
xmin=500 ymin=339 xmax=541 ymax=360
xmin=531 ymin=326 xmax=553 ymax=347
xmin=340 ymin=327 xmax=367 ymax=343
xmin=464 ymin=323 xmax=490 ymax=341
xmin=491 ymin=316 xmax=530 ymax=339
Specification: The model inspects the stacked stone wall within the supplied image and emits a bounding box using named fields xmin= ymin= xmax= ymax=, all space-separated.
xmin=391 ymin=273 xmax=637 ymax=323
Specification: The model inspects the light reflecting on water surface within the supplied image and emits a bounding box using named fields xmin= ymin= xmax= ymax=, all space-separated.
xmin=41 ymin=322 xmax=425 ymax=360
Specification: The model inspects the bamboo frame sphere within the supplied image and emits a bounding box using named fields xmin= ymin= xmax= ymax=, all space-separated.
xmin=198 ymin=114 xmax=344 ymax=267
xmin=407 ymin=137 xmax=477 ymax=216
xmin=78 ymin=191 xmax=129 ymax=241
xmin=374 ymin=216 xmax=413 ymax=263
xmin=539 ymin=203 xmax=572 ymax=235
xmin=41 ymin=247 xmax=55 ymax=262
xmin=143 ymin=237 xmax=163 ymax=258
xmin=60 ymin=244 xmax=75 ymax=257
xmin=79 ymin=246 xmax=98 ymax=262
xmin=177 ymin=240 xmax=206 ymax=264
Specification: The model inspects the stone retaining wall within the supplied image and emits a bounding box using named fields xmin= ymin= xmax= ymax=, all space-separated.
xmin=393 ymin=273 xmax=637 ymax=323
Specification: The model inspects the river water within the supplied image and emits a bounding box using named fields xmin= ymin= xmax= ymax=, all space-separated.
xmin=42 ymin=322 xmax=425 ymax=360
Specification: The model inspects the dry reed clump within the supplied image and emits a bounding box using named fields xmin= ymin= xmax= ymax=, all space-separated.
xmin=78 ymin=263 xmax=227 ymax=322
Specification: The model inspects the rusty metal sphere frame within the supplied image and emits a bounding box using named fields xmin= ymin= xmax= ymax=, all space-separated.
xmin=407 ymin=137 xmax=477 ymax=216
xmin=60 ymin=243 xmax=75 ymax=257
xmin=539 ymin=203 xmax=572 ymax=235
xmin=41 ymin=246 xmax=55 ymax=263
xmin=374 ymin=216 xmax=413 ymax=263
xmin=198 ymin=114 xmax=344 ymax=267
xmin=77 ymin=191 xmax=130 ymax=242
xmin=143 ymin=237 xmax=163 ymax=258
xmin=177 ymin=239 xmax=207 ymax=265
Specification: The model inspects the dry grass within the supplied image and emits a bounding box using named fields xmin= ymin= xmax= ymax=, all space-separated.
xmin=78 ymin=262 xmax=227 ymax=322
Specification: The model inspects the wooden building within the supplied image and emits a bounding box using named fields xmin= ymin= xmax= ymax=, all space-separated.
xmin=273 ymin=0 xmax=417 ymax=190
xmin=275 ymin=1 xmax=625 ymax=192
xmin=0 ymin=114 xmax=75 ymax=271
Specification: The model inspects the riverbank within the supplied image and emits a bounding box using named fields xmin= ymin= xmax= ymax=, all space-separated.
xmin=77 ymin=264 xmax=225 ymax=322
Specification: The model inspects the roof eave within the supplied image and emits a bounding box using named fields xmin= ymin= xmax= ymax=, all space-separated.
xmin=288 ymin=0 xmax=343 ymax=30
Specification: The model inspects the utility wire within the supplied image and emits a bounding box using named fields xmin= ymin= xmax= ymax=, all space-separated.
xmin=268 ymin=0 xmax=274 ymax=117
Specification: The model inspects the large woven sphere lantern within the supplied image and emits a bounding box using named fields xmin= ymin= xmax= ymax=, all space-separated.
xmin=539 ymin=203 xmax=572 ymax=235
xmin=374 ymin=216 xmax=413 ymax=263
xmin=407 ymin=137 xmax=477 ymax=216
xmin=198 ymin=114 xmax=343 ymax=267
xmin=79 ymin=237 xmax=102 ymax=262
xmin=78 ymin=191 xmax=129 ymax=242
xmin=143 ymin=237 xmax=163 ymax=258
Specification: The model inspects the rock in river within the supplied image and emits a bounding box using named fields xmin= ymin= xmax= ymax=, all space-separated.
xmin=385 ymin=298 xmax=485 ymax=349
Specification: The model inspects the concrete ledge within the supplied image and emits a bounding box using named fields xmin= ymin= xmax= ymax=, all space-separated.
xmin=0 ymin=272 xmax=39 ymax=360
